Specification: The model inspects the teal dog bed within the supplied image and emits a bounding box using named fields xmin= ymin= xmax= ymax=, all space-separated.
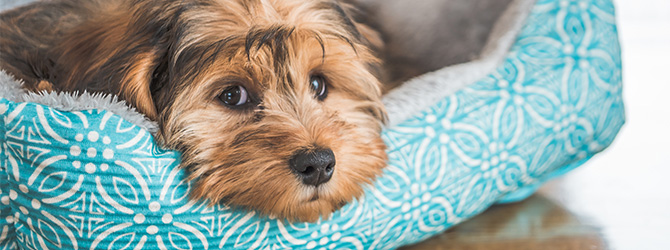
xmin=0 ymin=0 xmax=623 ymax=248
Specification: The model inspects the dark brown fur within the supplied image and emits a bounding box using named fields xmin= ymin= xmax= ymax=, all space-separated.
xmin=0 ymin=0 xmax=387 ymax=222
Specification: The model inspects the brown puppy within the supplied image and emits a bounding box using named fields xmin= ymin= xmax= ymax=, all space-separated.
xmin=0 ymin=0 xmax=387 ymax=222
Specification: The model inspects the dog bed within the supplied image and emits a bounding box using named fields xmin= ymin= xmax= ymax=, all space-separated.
xmin=0 ymin=0 xmax=624 ymax=248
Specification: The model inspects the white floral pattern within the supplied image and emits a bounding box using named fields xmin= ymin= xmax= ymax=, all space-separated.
xmin=0 ymin=0 xmax=624 ymax=249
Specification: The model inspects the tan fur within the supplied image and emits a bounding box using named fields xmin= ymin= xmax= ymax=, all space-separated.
xmin=0 ymin=0 xmax=387 ymax=222
xmin=119 ymin=52 xmax=160 ymax=119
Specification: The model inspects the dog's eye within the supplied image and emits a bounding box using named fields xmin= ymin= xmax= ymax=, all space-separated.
xmin=218 ymin=85 xmax=249 ymax=107
xmin=309 ymin=75 xmax=328 ymax=100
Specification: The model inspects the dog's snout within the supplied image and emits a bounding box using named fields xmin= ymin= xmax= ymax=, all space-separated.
xmin=289 ymin=149 xmax=335 ymax=186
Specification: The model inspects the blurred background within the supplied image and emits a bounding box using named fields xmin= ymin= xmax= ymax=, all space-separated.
xmin=404 ymin=0 xmax=670 ymax=249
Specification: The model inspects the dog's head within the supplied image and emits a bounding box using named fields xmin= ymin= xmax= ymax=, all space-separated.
xmin=55 ymin=0 xmax=386 ymax=222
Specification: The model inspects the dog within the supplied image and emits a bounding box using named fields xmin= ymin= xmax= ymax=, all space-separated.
xmin=0 ymin=0 xmax=387 ymax=222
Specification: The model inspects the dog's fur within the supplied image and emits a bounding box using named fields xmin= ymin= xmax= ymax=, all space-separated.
xmin=0 ymin=0 xmax=387 ymax=222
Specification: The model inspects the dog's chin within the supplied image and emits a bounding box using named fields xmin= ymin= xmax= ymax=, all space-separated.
xmin=286 ymin=176 xmax=372 ymax=222
xmin=287 ymin=189 xmax=356 ymax=223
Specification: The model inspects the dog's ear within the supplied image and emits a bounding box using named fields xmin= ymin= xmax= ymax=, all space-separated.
xmin=112 ymin=11 xmax=177 ymax=121
xmin=112 ymin=50 xmax=162 ymax=120
xmin=51 ymin=4 xmax=177 ymax=121
xmin=333 ymin=1 xmax=384 ymax=50
xmin=353 ymin=20 xmax=384 ymax=50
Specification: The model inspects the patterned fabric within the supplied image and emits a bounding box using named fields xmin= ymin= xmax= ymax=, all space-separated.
xmin=0 ymin=0 xmax=623 ymax=249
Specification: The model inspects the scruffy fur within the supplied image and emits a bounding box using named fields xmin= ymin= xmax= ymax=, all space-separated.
xmin=0 ymin=0 xmax=387 ymax=222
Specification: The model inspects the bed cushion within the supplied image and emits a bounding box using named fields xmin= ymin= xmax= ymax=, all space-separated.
xmin=0 ymin=0 xmax=624 ymax=248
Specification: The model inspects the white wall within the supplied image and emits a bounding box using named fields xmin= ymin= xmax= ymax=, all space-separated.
xmin=551 ymin=1 xmax=670 ymax=249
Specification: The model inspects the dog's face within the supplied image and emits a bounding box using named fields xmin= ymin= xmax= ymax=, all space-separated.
xmin=24 ymin=0 xmax=386 ymax=221
xmin=94 ymin=0 xmax=387 ymax=222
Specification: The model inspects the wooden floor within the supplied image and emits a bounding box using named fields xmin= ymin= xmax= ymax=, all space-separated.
xmin=402 ymin=183 xmax=613 ymax=250
xmin=402 ymin=0 xmax=670 ymax=249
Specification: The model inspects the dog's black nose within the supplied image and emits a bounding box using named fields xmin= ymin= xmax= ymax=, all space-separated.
xmin=289 ymin=149 xmax=335 ymax=186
